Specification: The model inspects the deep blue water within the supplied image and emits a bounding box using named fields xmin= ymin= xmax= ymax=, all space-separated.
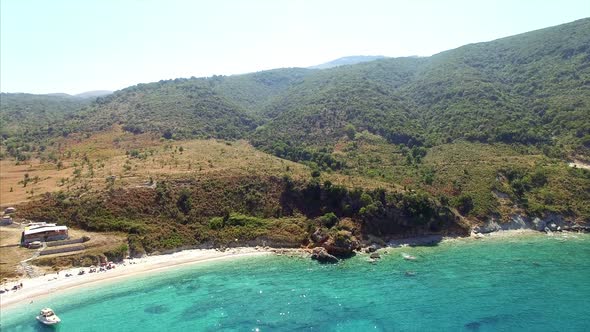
xmin=1 ymin=233 xmax=589 ymax=331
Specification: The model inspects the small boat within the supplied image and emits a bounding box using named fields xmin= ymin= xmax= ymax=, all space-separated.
xmin=36 ymin=308 xmax=61 ymax=325
xmin=402 ymin=253 xmax=417 ymax=261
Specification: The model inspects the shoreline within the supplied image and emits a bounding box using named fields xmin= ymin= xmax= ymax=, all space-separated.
xmin=0 ymin=229 xmax=577 ymax=310
xmin=0 ymin=247 xmax=272 ymax=310
xmin=384 ymin=229 xmax=545 ymax=248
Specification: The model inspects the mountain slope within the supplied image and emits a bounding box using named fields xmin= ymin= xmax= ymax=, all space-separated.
xmin=0 ymin=93 xmax=89 ymax=138
xmin=4 ymin=19 xmax=588 ymax=156
xmin=74 ymin=79 xmax=258 ymax=140
xmin=253 ymin=18 xmax=590 ymax=157
xmin=206 ymin=68 xmax=313 ymax=113
xmin=401 ymin=17 xmax=590 ymax=148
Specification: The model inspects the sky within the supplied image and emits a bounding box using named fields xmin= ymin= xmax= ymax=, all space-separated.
xmin=1 ymin=0 xmax=589 ymax=95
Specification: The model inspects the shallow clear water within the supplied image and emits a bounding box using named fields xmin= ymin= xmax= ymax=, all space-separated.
xmin=2 ymin=233 xmax=589 ymax=331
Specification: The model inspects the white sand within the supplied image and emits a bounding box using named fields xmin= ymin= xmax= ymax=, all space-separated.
xmin=0 ymin=247 xmax=271 ymax=310
xmin=0 ymin=229 xmax=556 ymax=310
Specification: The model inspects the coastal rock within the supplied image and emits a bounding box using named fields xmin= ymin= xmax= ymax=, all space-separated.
xmin=564 ymin=225 xmax=590 ymax=232
xmin=473 ymin=219 xmax=502 ymax=233
xmin=473 ymin=214 xmax=575 ymax=234
xmin=311 ymin=228 xmax=329 ymax=244
xmin=369 ymin=252 xmax=381 ymax=259
xmin=311 ymin=247 xmax=339 ymax=263
xmin=531 ymin=217 xmax=546 ymax=231
xmin=363 ymin=244 xmax=378 ymax=253
xmin=324 ymin=230 xmax=360 ymax=257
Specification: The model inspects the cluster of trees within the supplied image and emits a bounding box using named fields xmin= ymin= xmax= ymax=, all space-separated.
xmin=281 ymin=177 xmax=459 ymax=234
xmin=18 ymin=174 xmax=470 ymax=257
xmin=254 ymin=140 xmax=344 ymax=170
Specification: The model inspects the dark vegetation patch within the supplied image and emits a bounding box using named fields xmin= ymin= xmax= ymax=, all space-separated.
xmin=18 ymin=175 xmax=470 ymax=256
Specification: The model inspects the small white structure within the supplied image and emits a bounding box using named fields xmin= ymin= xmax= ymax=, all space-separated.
xmin=3 ymin=207 xmax=16 ymax=214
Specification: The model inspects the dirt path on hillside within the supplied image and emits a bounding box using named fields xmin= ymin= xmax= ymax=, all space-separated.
xmin=568 ymin=160 xmax=590 ymax=170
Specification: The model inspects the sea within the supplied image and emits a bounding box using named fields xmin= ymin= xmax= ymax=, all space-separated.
xmin=1 ymin=232 xmax=589 ymax=331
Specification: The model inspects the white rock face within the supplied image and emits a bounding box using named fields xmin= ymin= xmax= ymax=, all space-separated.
xmin=473 ymin=214 xmax=572 ymax=234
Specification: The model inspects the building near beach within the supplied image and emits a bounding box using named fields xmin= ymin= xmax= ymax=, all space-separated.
xmin=21 ymin=224 xmax=68 ymax=245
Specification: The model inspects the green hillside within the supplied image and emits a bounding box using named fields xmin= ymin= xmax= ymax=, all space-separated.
xmin=0 ymin=93 xmax=91 ymax=161
xmin=255 ymin=18 xmax=590 ymax=158
xmin=74 ymin=78 xmax=258 ymax=140
xmin=402 ymin=17 xmax=590 ymax=151
xmin=2 ymin=18 xmax=590 ymax=229
xmin=4 ymin=19 xmax=588 ymax=157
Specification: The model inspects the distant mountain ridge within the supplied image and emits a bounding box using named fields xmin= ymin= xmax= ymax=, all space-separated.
xmin=40 ymin=90 xmax=112 ymax=99
xmin=308 ymin=55 xmax=388 ymax=69
xmin=0 ymin=93 xmax=92 ymax=138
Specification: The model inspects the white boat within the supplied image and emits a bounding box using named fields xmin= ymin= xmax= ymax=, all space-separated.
xmin=402 ymin=253 xmax=417 ymax=260
xmin=36 ymin=308 xmax=61 ymax=325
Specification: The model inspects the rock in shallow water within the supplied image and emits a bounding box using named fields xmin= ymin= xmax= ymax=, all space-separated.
xmin=144 ymin=304 xmax=170 ymax=314
xmin=311 ymin=247 xmax=339 ymax=263
xmin=323 ymin=230 xmax=360 ymax=257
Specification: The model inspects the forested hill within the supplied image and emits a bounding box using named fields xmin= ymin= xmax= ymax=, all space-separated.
xmin=254 ymin=18 xmax=590 ymax=158
xmin=0 ymin=93 xmax=91 ymax=140
xmin=2 ymin=18 xmax=589 ymax=158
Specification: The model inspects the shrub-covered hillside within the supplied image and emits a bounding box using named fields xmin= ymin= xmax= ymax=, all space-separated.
xmin=0 ymin=93 xmax=92 ymax=161
xmin=254 ymin=18 xmax=590 ymax=158
xmin=2 ymin=18 xmax=590 ymax=233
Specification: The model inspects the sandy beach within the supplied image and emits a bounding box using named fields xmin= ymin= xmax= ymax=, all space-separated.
xmin=0 ymin=229 xmax=557 ymax=311
xmin=0 ymin=247 xmax=272 ymax=310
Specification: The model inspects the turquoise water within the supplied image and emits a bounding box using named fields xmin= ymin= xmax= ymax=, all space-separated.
xmin=2 ymin=233 xmax=589 ymax=331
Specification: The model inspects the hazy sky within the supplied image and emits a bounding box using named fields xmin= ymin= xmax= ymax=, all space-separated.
xmin=1 ymin=0 xmax=588 ymax=94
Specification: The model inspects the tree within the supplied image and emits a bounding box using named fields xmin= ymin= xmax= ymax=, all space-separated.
xmin=319 ymin=212 xmax=339 ymax=228
xmin=344 ymin=124 xmax=356 ymax=140
xmin=454 ymin=194 xmax=474 ymax=215
xmin=177 ymin=189 xmax=192 ymax=214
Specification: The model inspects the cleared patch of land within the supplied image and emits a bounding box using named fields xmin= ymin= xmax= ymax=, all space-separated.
xmin=1 ymin=126 xmax=409 ymax=208
xmin=0 ymin=224 xmax=127 ymax=280
xmin=0 ymin=126 xmax=311 ymax=207
xmin=0 ymin=225 xmax=30 ymax=280
xmin=569 ymin=161 xmax=590 ymax=170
